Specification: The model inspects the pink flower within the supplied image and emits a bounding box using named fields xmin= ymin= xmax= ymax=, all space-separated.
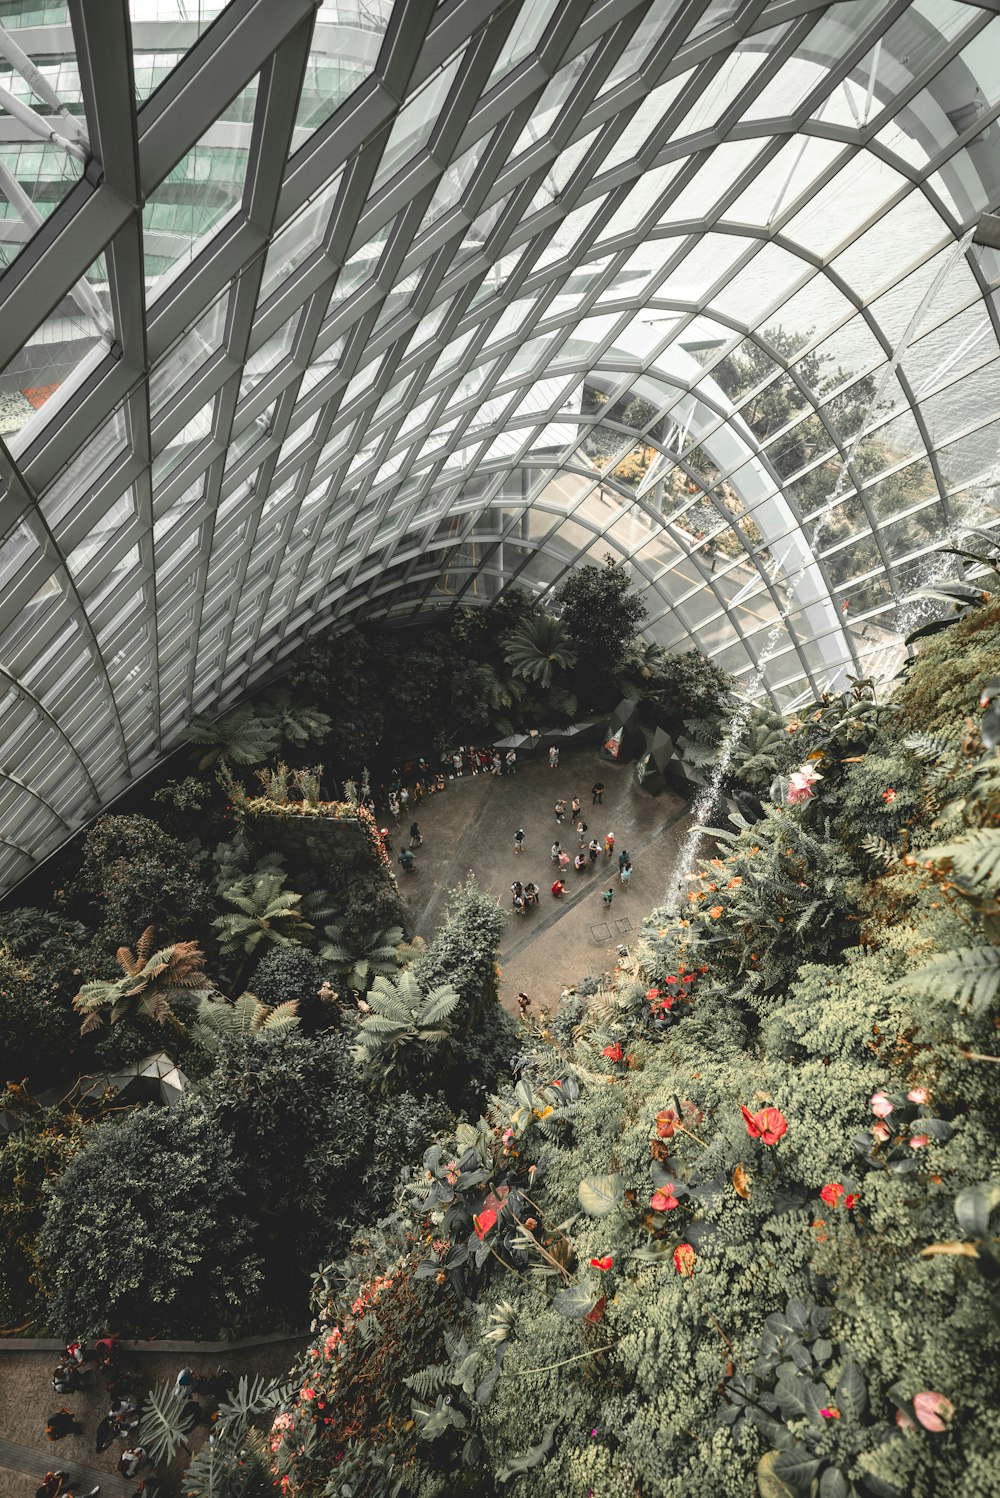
xmin=907 ymin=1087 xmax=929 ymax=1104
xmin=819 ymin=1407 xmax=840 ymax=1420
xmin=913 ymin=1392 xmax=955 ymax=1432
xmin=870 ymin=1091 xmax=894 ymax=1118
xmin=882 ymin=787 xmax=897 ymax=805
xmin=873 ymin=1120 xmax=891 ymax=1143
xmin=300 ymin=1387 xmax=316 ymax=1400
xmin=651 ymin=1187 xmax=679 ymax=1211
xmin=910 ymin=1133 xmax=930 ymax=1150
xmin=787 ymin=763 xmax=823 ymax=805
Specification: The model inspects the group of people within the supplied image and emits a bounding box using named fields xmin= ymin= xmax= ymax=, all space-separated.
xmin=44 ymin=1337 xmax=146 ymax=1497
xmin=43 ymin=1342 xmax=237 ymax=1498
xmin=510 ymin=879 xmax=540 ymax=915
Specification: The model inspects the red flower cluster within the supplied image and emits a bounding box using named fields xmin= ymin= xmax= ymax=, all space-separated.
xmin=601 ymin=1041 xmax=624 ymax=1063
xmin=741 ymin=1105 xmax=787 ymax=1145
xmin=819 ymin=1182 xmax=859 ymax=1210
xmin=673 ymin=1243 xmax=696 ymax=1276
xmin=646 ymin=962 xmax=703 ymax=1017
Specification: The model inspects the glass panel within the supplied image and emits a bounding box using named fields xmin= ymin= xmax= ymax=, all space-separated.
xmin=290 ymin=0 xmax=389 ymax=150
xmin=0 ymin=250 xmax=111 ymax=444
xmin=143 ymin=75 xmax=259 ymax=294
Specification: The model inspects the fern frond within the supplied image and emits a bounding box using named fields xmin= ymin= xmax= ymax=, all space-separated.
xmin=922 ymin=828 xmax=1000 ymax=896
xmin=898 ymin=947 xmax=1000 ymax=1016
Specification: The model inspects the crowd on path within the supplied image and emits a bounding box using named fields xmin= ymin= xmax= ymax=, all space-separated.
xmin=40 ymin=1339 xmax=239 ymax=1498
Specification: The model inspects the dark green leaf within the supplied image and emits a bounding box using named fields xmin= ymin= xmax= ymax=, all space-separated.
xmin=773 ymin=1446 xmax=823 ymax=1496
xmin=836 ymin=1360 xmax=868 ymax=1423
xmin=818 ymin=1468 xmax=849 ymax=1498
xmin=954 ymin=1182 xmax=1000 ymax=1237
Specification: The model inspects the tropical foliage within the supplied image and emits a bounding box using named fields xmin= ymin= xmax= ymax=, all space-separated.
xmin=72 ymin=926 xmax=214 ymax=1033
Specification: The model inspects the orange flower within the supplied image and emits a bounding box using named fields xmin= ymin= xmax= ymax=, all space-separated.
xmin=673 ymin=1243 xmax=696 ymax=1276
xmin=708 ymin=905 xmax=724 ymax=919
xmin=727 ymin=877 xmax=742 ymax=888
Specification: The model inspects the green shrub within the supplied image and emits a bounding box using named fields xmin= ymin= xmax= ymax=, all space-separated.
xmin=0 ymin=948 xmax=77 ymax=1088
xmin=38 ymin=1102 xmax=261 ymax=1338
xmin=71 ymin=813 xmax=214 ymax=949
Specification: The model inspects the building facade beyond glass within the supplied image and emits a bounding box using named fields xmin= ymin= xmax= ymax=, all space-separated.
xmin=0 ymin=0 xmax=997 ymax=893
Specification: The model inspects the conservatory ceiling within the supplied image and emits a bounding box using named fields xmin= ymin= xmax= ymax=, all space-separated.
xmin=0 ymin=0 xmax=997 ymax=890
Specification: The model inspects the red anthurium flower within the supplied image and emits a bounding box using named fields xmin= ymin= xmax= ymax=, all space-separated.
xmin=741 ymin=1105 xmax=788 ymax=1145
xmin=913 ymin=1392 xmax=954 ymax=1432
xmin=602 ymin=1042 xmax=623 ymax=1062
xmin=870 ymin=1090 xmax=893 ymax=1118
xmin=820 ymin=1183 xmax=844 ymax=1207
xmin=656 ymin=1108 xmax=678 ymax=1138
xmin=584 ymin=1295 xmax=607 ymax=1325
xmin=673 ymin=1242 xmax=696 ymax=1276
xmin=651 ymin=1187 xmax=679 ymax=1212
xmin=474 ymin=1208 xmax=497 ymax=1239
xmin=844 ymin=1193 xmax=859 ymax=1210
xmin=590 ymin=1255 xmax=614 ymax=1271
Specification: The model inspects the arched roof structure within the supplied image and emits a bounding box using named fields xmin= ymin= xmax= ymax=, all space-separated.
xmin=0 ymin=0 xmax=998 ymax=892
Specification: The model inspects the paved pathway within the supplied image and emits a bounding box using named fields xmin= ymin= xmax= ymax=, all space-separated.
xmin=392 ymin=745 xmax=695 ymax=1010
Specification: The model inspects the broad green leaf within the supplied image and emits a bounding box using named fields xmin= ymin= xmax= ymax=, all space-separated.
xmin=954 ymin=1181 xmax=1000 ymax=1237
xmin=773 ymin=1446 xmax=823 ymax=1496
xmin=836 ymin=1360 xmax=868 ymax=1423
xmin=552 ymin=1281 xmax=598 ymax=1319
xmin=758 ymin=1451 xmax=798 ymax=1498
xmin=578 ymin=1172 xmax=624 ymax=1217
xmin=818 ymin=1468 xmax=849 ymax=1498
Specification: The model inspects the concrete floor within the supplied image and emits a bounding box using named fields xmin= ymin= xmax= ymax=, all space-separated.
xmin=391 ymin=745 xmax=695 ymax=1015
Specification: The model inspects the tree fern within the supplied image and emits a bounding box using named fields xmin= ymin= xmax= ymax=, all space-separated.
xmin=192 ymin=992 xmax=300 ymax=1051
xmin=902 ymin=731 xmax=953 ymax=764
xmin=353 ymin=969 xmax=459 ymax=1092
xmin=898 ymin=948 xmax=1000 ymax=1017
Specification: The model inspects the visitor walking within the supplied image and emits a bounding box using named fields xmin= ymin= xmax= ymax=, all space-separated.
xmin=513 ymin=827 xmax=525 ymax=854
xmin=604 ymin=832 xmax=615 ymax=859
xmin=548 ymin=746 xmax=559 ymax=768
xmin=388 ymin=793 xmax=400 ymax=824
xmin=118 ymin=1451 xmax=145 ymax=1482
xmin=511 ymin=881 xmax=524 ymax=904
xmin=52 ymin=1365 xmax=81 ymax=1395
xmin=524 ymin=881 xmax=539 ymax=907
xmin=551 ymin=879 xmax=565 ymax=897
xmin=620 ymin=861 xmax=632 ymax=890
xmin=398 ymin=848 xmax=415 ymax=873
xmin=412 ymin=780 xmax=424 ymax=806
xmin=491 ymin=753 xmax=502 ymax=776
xmin=452 ymin=751 xmax=463 ymax=776
xmin=409 ymin=822 xmax=422 ymax=847
xmin=558 ymin=850 xmax=570 ymax=873
xmin=555 ymin=798 xmax=566 ymax=823
xmin=399 ymin=785 xmax=410 ymax=812
xmin=602 ymin=888 xmax=614 ymax=909
xmin=571 ymin=796 xmax=581 ymax=820
xmin=574 ymin=852 xmax=587 ymax=874
xmin=551 ymin=840 xmax=561 ymax=863
xmin=592 ymin=781 xmax=604 ymax=805
xmin=516 ymin=992 xmax=531 ymax=1015
xmin=618 ymin=848 xmax=628 ymax=872
xmin=35 ymin=1473 xmax=68 ymax=1498
xmin=588 ymin=838 xmax=601 ymax=864
xmin=46 ymin=1411 xmax=81 ymax=1442
xmin=513 ymin=894 xmax=526 ymax=916
xmin=576 ymin=819 xmax=588 ymax=846
xmin=506 ymin=749 xmax=517 ymax=774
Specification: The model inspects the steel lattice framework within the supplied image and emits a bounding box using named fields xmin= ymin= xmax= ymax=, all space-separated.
xmin=0 ymin=0 xmax=998 ymax=893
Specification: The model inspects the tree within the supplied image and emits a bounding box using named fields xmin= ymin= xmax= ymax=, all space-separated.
xmin=352 ymin=970 xmax=459 ymax=1095
xmin=71 ymin=814 xmax=213 ymax=951
xmin=503 ymin=613 xmax=576 ymax=689
xmin=553 ymin=555 xmax=647 ymax=683
xmin=184 ymin=703 xmax=282 ymax=770
xmin=191 ymin=992 xmax=300 ymax=1053
xmin=213 ymin=873 xmax=313 ymax=993
xmin=0 ymin=946 xmax=78 ymax=1088
xmin=72 ymin=927 xmax=214 ymax=1034
xmin=38 ymin=1103 xmax=262 ymax=1337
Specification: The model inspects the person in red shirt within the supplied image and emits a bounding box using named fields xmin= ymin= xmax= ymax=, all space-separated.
xmin=551 ymin=879 xmax=565 ymax=897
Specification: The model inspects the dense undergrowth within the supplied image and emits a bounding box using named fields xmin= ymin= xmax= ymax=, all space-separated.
xmin=217 ymin=598 xmax=998 ymax=1498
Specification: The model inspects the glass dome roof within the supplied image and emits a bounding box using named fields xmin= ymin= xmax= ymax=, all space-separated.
xmin=0 ymin=0 xmax=997 ymax=893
